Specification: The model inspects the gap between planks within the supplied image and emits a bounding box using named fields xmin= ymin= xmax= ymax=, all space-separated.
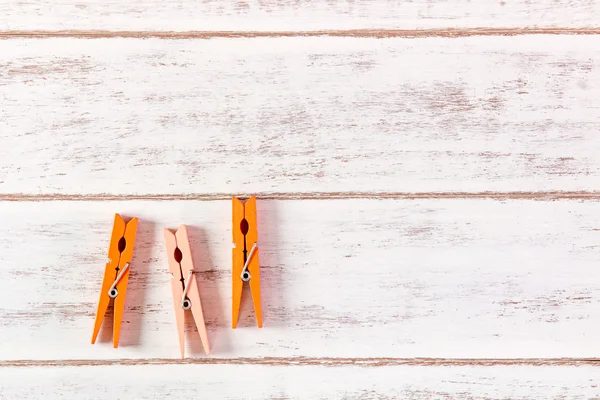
xmin=1 ymin=28 xmax=600 ymax=39
xmin=4 ymin=358 xmax=600 ymax=368
xmin=2 ymin=192 xmax=600 ymax=202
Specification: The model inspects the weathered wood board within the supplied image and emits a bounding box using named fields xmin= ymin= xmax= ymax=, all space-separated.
xmin=1 ymin=364 xmax=599 ymax=399
xmin=1 ymin=37 xmax=599 ymax=196
xmin=1 ymin=0 xmax=599 ymax=31
xmin=0 ymin=199 xmax=599 ymax=360
xmin=1 ymin=1 xmax=599 ymax=396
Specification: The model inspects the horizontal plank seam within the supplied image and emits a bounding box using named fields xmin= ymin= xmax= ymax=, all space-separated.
xmin=1 ymin=28 xmax=600 ymax=39
xmin=1 ymin=192 xmax=600 ymax=202
xmin=4 ymin=358 xmax=600 ymax=368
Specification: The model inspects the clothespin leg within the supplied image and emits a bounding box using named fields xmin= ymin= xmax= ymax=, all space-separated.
xmin=187 ymin=278 xmax=210 ymax=354
xmin=112 ymin=271 xmax=130 ymax=348
xmin=172 ymin=283 xmax=186 ymax=359
xmin=112 ymin=218 xmax=138 ymax=348
xmin=232 ymin=277 xmax=243 ymax=329
xmin=244 ymin=196 xmax=263 ymax=328
xmin=249 ymin=268 xmax=263 ymax=328
xmin=164 ymin=228 xmax=186 ymax=358
xmin=91 ymin=266 xmax=113 ymax=344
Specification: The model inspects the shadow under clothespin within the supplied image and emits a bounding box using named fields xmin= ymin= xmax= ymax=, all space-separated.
xmin=119 ymin=218 xmax=155 ymax=347
xmin=186 ymin=225 xmax=231 ymax=355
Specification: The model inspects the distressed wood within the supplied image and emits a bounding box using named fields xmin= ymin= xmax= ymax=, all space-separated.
xmin=0 ymin=1 xmax=599 ymax=31
xmin=1 ymin=2 xmax=597 ymax=397
xmin=5 ymin=358 xmax=600 ymax=367
xmin=1 ymin=364 xmax=599 ymax=399
xmin=4 ymin=28 xmax=600 ymax=39
xmin=0 ymin=199 xmax=599 ymax=361
xmin=4 ymin=192 xmax=600 ymax=202
xmin=1 ymin=37 xmax=600 ymax=196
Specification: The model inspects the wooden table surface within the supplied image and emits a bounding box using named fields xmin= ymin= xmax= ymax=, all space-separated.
xmin=1 ymin=2 xmax=600 ymax=398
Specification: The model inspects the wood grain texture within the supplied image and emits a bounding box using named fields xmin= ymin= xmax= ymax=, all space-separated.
xmin=1 ymin=364 xmax=599 ymax=399
xmin=0 ymin=1 xmax=599 ymax=31
xmin=4 ymin=192 xmax=600 ymax=202
xmin=3 ymin=28 xmax=600 ymax=39
xmin=5 ymin=357 xmax=600 ymax=367
xmin=1 ymin=36 xmax=600 ymax=196
xmin=1 ymin=199 xmax=599 ymax=361
xmin=1 ymin=1 xmax=597 ymax=396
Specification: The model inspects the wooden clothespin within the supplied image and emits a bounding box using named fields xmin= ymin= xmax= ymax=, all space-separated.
xmin=232 ymin=196 xmax=262 ymax=328
xmin=164 ymin=225 xmax=210 ymax=357
xmin=92 ymin=214 xmax=138 ymax=348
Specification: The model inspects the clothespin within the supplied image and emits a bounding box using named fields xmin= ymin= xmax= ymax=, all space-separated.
xmin=92 ymin=214 xmax=138 ymax=348
xmin=232 ymin=196 xmax=262 ymax=328
xmin=164 ymin=225 xmax=210 ymax=357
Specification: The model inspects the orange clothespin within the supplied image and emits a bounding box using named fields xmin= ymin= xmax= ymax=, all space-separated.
xmin=92 ymin=214 xmax=138 ymax=348
xmin=232 ymin=196 xmax=262 ymax=328
xmin=164 ymin=225 xmax=210 ymax=357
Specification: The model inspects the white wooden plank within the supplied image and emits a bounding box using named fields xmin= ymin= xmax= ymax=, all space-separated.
xmin=0 ymin=199 xmax=599 ymax=360
xmin=0 ymin=1 xmax=599 ymax=31
xmin=1 ymin=36 xmax=599 ymax=196
xmin=1 ymin=364 xmax=599 ymax=399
